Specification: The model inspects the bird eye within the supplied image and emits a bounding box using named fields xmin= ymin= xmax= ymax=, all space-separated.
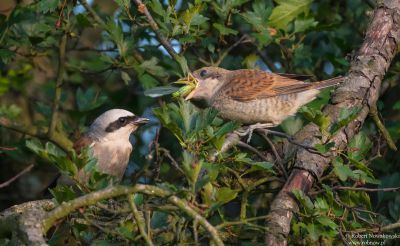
xmin=119 ymin=117 xmax=126 ymax=124
xmin=199 ymin=69 xmax=207 ymax=78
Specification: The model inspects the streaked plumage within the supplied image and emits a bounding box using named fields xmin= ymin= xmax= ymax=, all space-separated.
xmin=186 ymin=67 xmax=343 ymax=126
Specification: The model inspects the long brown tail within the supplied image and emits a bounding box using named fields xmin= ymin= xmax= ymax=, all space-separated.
xmin=312 ymin=76 xmax=345 ymax=90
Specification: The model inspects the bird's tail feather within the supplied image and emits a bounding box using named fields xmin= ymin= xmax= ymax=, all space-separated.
xmin=312 ymin=76 xmax=344 ymax=90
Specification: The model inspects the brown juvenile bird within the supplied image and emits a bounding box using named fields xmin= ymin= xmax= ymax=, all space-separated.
xmin=185 ymin=67 xmax=343 ymax=126
xmin=73 ymin=109 xmax=149 ymax=183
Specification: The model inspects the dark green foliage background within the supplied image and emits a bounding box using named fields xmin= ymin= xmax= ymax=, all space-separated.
xmin=1 ymin=0 xmax=400 ymax=244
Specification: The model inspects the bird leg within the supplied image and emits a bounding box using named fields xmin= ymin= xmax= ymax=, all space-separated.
xmin=235 ymin=123 xmax=275 ymax=143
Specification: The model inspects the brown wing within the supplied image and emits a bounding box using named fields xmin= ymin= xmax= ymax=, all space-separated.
xmin=73 ymin=135 xmax=94 ymax=154
xmin=222 ymin=69 xmax=313 ymax=102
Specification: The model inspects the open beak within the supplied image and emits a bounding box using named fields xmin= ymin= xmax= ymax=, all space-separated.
xmin=131 ymin=116 xmax=150 ymax=125
xmin=184 ymin=82 xmax=200 ymax=100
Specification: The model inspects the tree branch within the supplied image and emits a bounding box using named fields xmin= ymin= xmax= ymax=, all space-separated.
xmin=265 ymin=2 xmax=400 ymax=245
xmin=48 ymin=33 xmax=67 ymax=139
xmin=132 ymin=0 xmax=188 ymax=73
xmin=0 ymin=117 xmax=73 ymax=152
xmin=41 ymin=184 xmax=223 ymax=245
xmin=369 ymin=103 xmax=398 ymax=151
xmin=128 ymin=194 xmax=154 ymax=246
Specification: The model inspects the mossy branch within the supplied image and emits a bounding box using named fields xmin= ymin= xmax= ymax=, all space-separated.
xmin=41 ymin=184 xmax=223 ymax=245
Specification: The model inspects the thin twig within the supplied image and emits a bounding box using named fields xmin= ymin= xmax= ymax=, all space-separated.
xmin=338 ymin=228 xmax=351 ymax=246
xmin=158 ymin=147 xmax=185 ymax=175
xmin=369 ymin=104 xmax=397 ymax=151
xmin=132 ymin=0 xmax=177 ymax=60
xmin=256 ymin=128 xmax=322 ymax=155
xmin=79 ymin=0 xmax=105 ymax=25
xmin=257 ymin=132 xmax=288 ymax=179
xmin=132 ymin=0 xmax=188 ymax=73
xmin=0 ymin=146 xmax=17 ymax=151
xmin=42 ymin=185 xmax=224 ymax=246
xmin=310 ymin=185 xmax=400 ymax=195
xmin=237 ymin=141 xmax=271 ymax=163
xmin=214 ymin=35 xmax=252 ymax=66
xmin=48 ymin=33 xmax=67 ymax=139
xmin=0 ymin=164 xmax=34 ymax=189
xmin=128 ymin=194 xmax=154 ymax=246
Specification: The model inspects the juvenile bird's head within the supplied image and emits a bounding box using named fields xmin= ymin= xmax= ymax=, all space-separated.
xmin=185 ymin=67 xmax=229 ymax=107
xmin=88 ymin=109 xmax=149 ymax=141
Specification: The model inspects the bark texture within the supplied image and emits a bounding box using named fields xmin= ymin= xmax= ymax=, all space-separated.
xmin=265 ymin=1 xmax=400 ymax=245
xmin=0 ymin=200 xmax=55 ymax=246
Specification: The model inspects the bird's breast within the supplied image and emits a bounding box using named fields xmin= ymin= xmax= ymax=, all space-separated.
xmin=212 ymin=90 xmax=318 ymax=125
xmin=91 ymin=140 xmax=133 ymax=179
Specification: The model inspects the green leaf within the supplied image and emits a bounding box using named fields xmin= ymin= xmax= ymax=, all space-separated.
xmin=76 ymin=87 xmax=108 ymax=112
xmin=144 ymin=85 xmax=179 ymax=98
xmin=292 ymin=190 xmax=314 ymax=213
xmin=114 ymin=0 xmax=130 ymax=8
xmin=333 ymin=157 xmax=353 ymax=181
xmin=348 ymin=132 xmax=372 ymax=161
xmin=139 ymin=57 xmax=168 ymax=77
xmin=314 ymin=142 xmax=335 ymax=154
xmin=299 ymin=106 xmax=331 ymax=134
xmin=120 ymin=71 xmax=131 ymax=85
xmin=314 ymin=197 xmax=329 ymax=212
xmin=280 ymin=116 xmax=303 ymax=135
xmin=316 ymin=216 xmax=337 ymax=230
xmin=37 ymin=0 xmax=59 ymax=13
xmin=213 ymin=23 xmax=238 ymax=35
xmin=330 ymin=107 xmax=361 ymax=134
xmin=294 ymin=16 xmax=318 ymax=33
xmin=139 ymin=73 xmax=159 ymax=89
xmin=0 ymin=49 xmax=14 ymax=63
xmin=253 ymin=161 xmax=274 ymax=170
xmin=50 ymin=185 xmax=76 ymax=204
xmin=216 ymin=187 xmax=238 ymax=204
xmin=213 ymin=121 xmax=240 ymax=138
xmin=393 ymin=100 xmax=400 ymax=110
xmin=269 ymin=0 xmax=313 ymax=30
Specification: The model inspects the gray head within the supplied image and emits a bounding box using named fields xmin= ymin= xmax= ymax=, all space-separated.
xmin=89 ymin=109 xmax=149 ymax=141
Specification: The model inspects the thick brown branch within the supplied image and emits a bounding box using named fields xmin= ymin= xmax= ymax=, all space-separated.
xmin=265 ymin=2 xmax=400 ymax=245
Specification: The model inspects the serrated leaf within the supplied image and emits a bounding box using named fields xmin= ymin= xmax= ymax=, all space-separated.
xmin=50 ymin=185 xmax=76 ymax=204
xmin=292 ymin=190 xmax=314 ymax=213
xmin=114 ymin=0 xmax=130 ymax=8
xmin=213 ymin=121 xmax=240 ymax=138
xmin=316 ymin=216 xmax=337 ymax=230
xmin=294 ymin=16 xmax=318 ymax=33
xmin=333 ymin=158 xmax=353 ymax=181
xmin=213 ymin=23 xmax=238 ymax=35
xmin=37 ymin=0 xmax=59 ymax=13
xmin=269 ymin=0 xmax=313 ymax=30
xmin=348 ymin=132 xmax=372 ymax=161
xmin=216 ymin=187 xmax=238 ymax=204
xmin=76 ymin=87 xmax=108 ymax=112
xmin=314 ymin=142 xmax=335 ymax=154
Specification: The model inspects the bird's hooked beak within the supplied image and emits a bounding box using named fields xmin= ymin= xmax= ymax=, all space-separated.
xmin=130 ymin=116 xmax=150 ymax=125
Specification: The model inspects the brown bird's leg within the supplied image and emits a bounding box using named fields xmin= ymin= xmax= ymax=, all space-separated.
xmin=234 ymin=123 xmax=275 ymax=143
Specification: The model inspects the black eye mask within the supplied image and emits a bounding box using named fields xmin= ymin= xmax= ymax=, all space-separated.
xmin=105 ymin=116 xmax=137 ymax=132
